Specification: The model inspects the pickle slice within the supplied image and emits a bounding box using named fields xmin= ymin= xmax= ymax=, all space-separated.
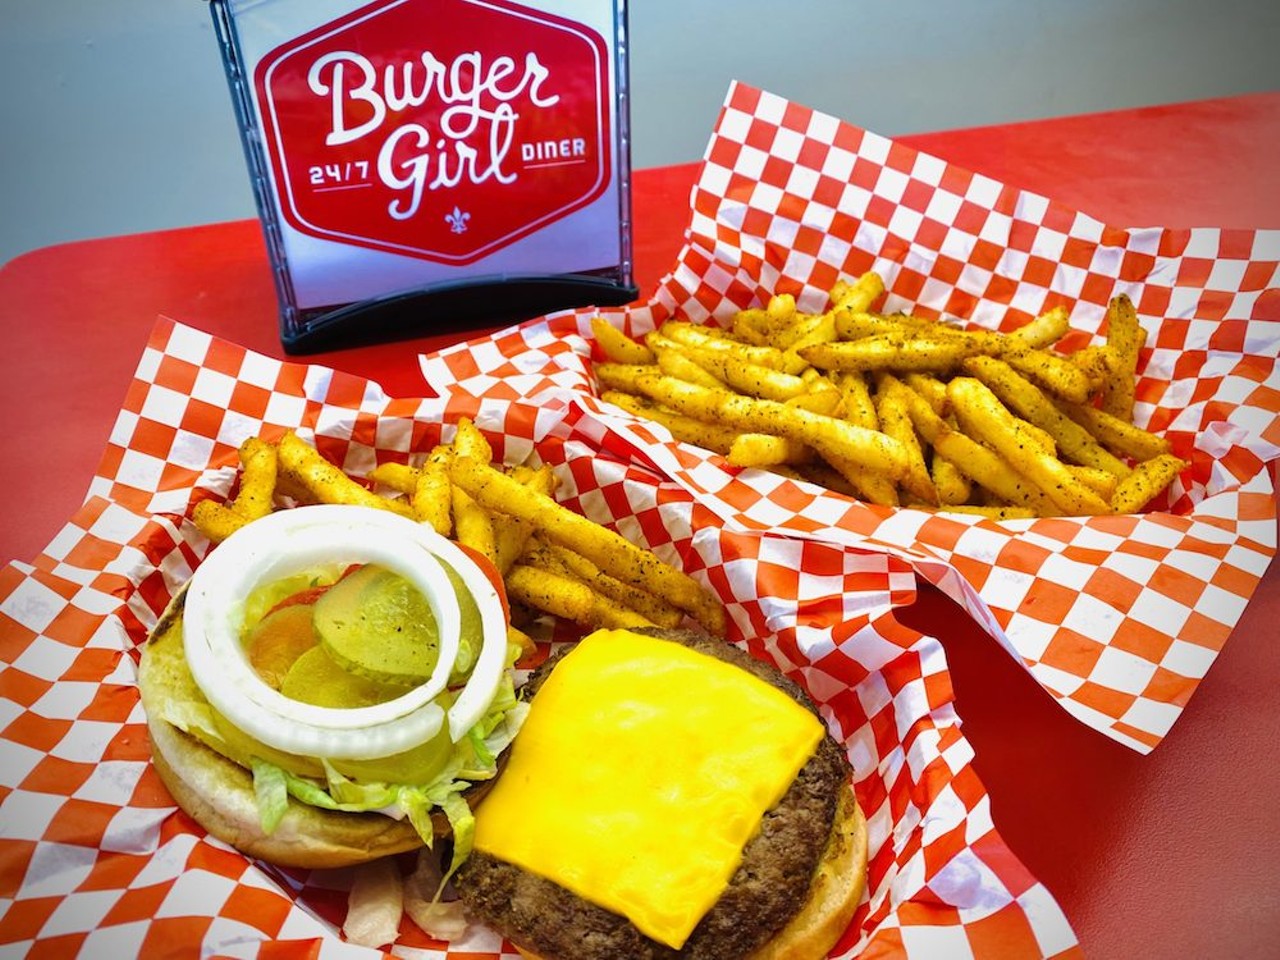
xmin=313 ymin=564 xmax=441 ymax=686
xmin=329 ymin=725 xmax=455 ymax=785
xmin=279 ymin=644 xmax=402 ymax=708
xmin=208 ymin=705 xmax=325 ymax=779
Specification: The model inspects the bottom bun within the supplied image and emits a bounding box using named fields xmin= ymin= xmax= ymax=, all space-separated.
xmin=139 ymin=598 xmax=427 ymax=870
xmin=514 ymin=786 xmax=868 ymax=960
xmin=747 ymin=784 xmax=867 ymax=959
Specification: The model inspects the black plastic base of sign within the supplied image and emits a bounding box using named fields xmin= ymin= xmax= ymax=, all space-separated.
xmin=279 ymin=274 xmax=639 ymax=355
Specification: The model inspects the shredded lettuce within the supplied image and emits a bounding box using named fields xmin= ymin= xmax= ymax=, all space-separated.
xmin=467 ymin=726 xmax=495 ymax=768
xmin=250 ymin=758 xmax=289 ymax=834
xmin=161 ymin=700 xmax=222 ymax=743
xmin=438 ymin=790 xmax=475 ymax=879
xmin=321 ymin=759 xmax=401 ymax=809
xmin=276 ymin=769 xmax=342 ymax=811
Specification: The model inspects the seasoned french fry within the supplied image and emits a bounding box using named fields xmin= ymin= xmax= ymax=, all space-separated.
xmin=595 ymin=362 xmax=662 ymax=394
xmin=229 ymin=437 xmax=278 ymax=520
xmin=449 ymin=455 xmax=725 ymax=635
xmin=734 ymin=353 xmax=814 ymax=399
xmin=492 ymin=465 xmax=556 ymax=574
xmin=781 ymin=310 xmax=837 ymax=354
xmin=729 ymin=307 xmax=774 ymax=344
xmin=631 ymin=373 xmax=909 ymax=480
xmin=1009 ymin=305 xmax=1070 ymax=349
xmin=601 ymin=390 xmax=741 ymax=454
xmin=1015 ymin=416 xmax=1059 ymax=457
xmin=277 ymin=431 xmax=414 ymax=517
xmin=679 ymin=344 xmax=809 ymax=401
xmin=1001 ymin=345 xmax=1096 ymax=404
xmin=898 ymin=384 xmax=1055 ymax=512
xmin=931 ymin=449 xmax=973 ymax=506
xmin=1068 ymin=344 xmax=1112 ymax=387
xmin=773 ymin=311 xmax=836 ymax=373
xmin=447 ymin=429 xmax=496 ymax=557
xmin=654 ymin=345 xmax=726 ymax=389
xmin=1058 ymin=399 xmax=1172 ymax=463
xmin=850 ymin=469 xmax=901 ymax=505
xmin=659 ymin=321 xmax=785 ymax=368
xmin=587 ymin=271 xmax=1176 ymax=520
xmin=1110 ymin=454 xmax=1187 ymax=514
xmin=506 ymin=563 xmax=654 ymax=631
xmin=947 ymin=378 xmax=1112 ymax=516
xmin=507 ymin=624 xmax=536 ymax=659
xmin=766 ymin=293 xmax=797 ymax=326
xmin=727 ymin=433 xmax=813 ymax=468
xmin=413 ymin=448 xmax=453 ymax=537
xmin=832 ymin=310 xmax=916 ymax=342
xmin=902 ymin=372 xmax=948 ymax=415
xmin=910 ymin=320 xmax=1009 ymax=356
xmin=192 ymin=499 xmax=250 ymax=543
xmin=801 ymin=335 xmax=975 ymax=373
xmin=1100 ymin=294 xmax=1144 ymax=419
xmin=785 ymin=388 xmax=844 ymax=416
xmin=830 ymin=270 xmax=885 ymax=314
xmin=935 ymin=504 xmax=1038 ymax=521
xmin=452 ymin=417 xmax=493 ymax=463
xmin=535 ymin=539 xmax=685 ymax=629
xmin=451 ymin=483 xmax=497 ymax=565
xmin=369 ymin=461 xmax=420 ymax=495
xmin=841 ymin=312 xmax=1089 ymax=404
xmin=874 ymin=376 xmax=937 ymax=505
xmin=963 ymin=356 xmax=1131 ymax=477
xmin=1068 ymin=465 xmax=1119 ymax=501
xmin=836 ymin=371 xmax=878 ymax=428
xmin=591 ymin=316 xmax=655 ymax=364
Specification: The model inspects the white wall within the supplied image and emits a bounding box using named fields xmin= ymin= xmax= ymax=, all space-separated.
xmin=1 ymin=0 xmax=1277 ymax=265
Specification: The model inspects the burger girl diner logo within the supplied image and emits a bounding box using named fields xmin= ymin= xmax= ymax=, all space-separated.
xmin=254 ymin=0 xmax=612 ymax=264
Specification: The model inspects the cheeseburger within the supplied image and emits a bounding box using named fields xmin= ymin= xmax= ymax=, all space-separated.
xmin=138 ymin=504 xmax=524 ymax=869
xmin=455 ymin=626 xmax=869 ymax=960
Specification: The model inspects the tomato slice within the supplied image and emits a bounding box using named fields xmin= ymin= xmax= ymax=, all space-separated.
xmin=454 ymin=542 xmax=511 ymax=623
xmin=265 ymin=563 xmax=362 ymax=616
xmin=245 ymin=603 xmax=320 ymax=690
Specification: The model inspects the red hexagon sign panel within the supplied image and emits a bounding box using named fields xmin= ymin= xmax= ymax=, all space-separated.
xmin=254 ymin=0 xmax=612 ymax=264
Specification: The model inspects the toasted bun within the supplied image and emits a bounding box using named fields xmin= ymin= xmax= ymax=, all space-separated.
xmin=138 ymin=592 xmax=431 ymax=870
xmin=746 ymin=784 xmax=867 ymax=960
xmin=512 ymin=777 xmax=868 ymax=960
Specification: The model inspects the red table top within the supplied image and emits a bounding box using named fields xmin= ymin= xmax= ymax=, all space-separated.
xmin=2 ymin=91 xmax=1278 ymax=958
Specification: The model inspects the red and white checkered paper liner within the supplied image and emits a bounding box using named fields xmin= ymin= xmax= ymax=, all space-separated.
xmin=422 ymin=82 xmax=1280 ymax=754
xmin=0 ymin=318 xmax=1077 ymax=957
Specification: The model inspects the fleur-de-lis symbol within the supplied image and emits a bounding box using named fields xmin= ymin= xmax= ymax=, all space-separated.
xmin=446 ymin=206 xmax=471 ymax=234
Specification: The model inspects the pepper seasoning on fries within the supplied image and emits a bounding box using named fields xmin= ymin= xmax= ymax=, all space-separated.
xmin=590 ymin=275 xmax=1187 ymax=518
xmin=192 ymin=421 xmax=725 ymax=644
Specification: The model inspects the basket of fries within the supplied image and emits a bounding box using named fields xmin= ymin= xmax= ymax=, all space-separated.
xmin=420 ymin=82 xmax=1279 ymax=752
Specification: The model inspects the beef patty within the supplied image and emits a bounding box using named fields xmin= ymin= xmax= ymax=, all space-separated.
xmin=454 ymin=628 xmax=850 ymax=960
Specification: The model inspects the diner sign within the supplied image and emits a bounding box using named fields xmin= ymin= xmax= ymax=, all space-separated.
xmin=210 ymin=0 xmax=635 ymax=351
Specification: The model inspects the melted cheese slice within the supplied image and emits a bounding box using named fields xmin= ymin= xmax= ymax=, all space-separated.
xmin=472 ymin=629 xmax=824 ymax=949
